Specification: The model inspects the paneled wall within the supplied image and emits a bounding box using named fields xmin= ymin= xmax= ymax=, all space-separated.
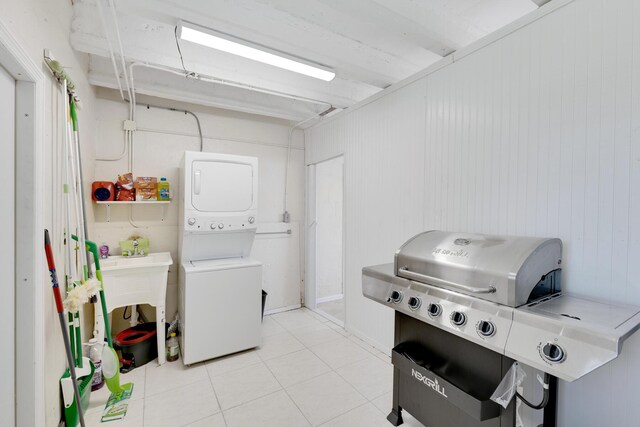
xmin=315 ymin=156 xmax=344 ymax=300
xmin=307 ymin=0 xmax=640 ymax=425
xmin=93 ymin=96 xmax=305 ymax=332
xmin=423 ymin=1 xmax=640 ymax=424
xmin=306 ymin=79 xmax=428 ymax=353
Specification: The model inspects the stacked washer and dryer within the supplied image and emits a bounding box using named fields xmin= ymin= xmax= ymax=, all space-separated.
xmin=178 ymin=151 xmax=262 ymax=365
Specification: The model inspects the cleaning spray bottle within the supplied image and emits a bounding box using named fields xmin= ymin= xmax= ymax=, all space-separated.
xmin=87 ymin=338 xmax=105 ymax=391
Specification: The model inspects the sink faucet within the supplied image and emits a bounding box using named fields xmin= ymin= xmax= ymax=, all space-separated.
xmin=133 ymin=239 xmax=139 ymax=256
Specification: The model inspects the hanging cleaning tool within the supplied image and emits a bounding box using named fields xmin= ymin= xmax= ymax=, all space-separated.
xmin=45 ymin=230 xmax=88 ymax=427
xmin=69 ymin=98 xmax=92 ymax=280
xmin=44 ymin=56 xmax=94 ymax=426
xmin=76 ymin=235 xmax=133 ymax=395
xmin=61 ymin=79 xmax=84 ymax=370
xmin=43 ymin=50 xmax=80 ymax=104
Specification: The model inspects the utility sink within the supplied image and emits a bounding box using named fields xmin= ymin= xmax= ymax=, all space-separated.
xmin=100 ymin=252 xmax=173 ymax=271
xmin=98 ymin=252 xmax=173 ymax=365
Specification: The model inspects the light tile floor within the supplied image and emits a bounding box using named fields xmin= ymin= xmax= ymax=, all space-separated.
xmin=316 ymin=299 xmax=345 ymax=323
xmin=85 ymin=308 xmax=426 ymax=427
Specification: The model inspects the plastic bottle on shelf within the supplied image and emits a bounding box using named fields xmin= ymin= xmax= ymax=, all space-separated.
xmin=166 ymin=332 xmax=179 ymax=362
xmin=157 ymin=178 xmax=171 ymax=201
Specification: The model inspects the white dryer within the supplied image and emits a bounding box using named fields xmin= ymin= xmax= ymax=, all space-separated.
xmin=178 ymin=151 xmax=262 ymax=365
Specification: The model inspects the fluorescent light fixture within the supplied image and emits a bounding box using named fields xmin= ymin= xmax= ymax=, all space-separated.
xmin=177 ymin=21 xmax=335 ymax=82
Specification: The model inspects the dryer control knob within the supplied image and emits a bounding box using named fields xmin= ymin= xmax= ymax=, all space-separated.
xmin=218 ymin=223 xmax=224 ymax=229
xmin=210 ymin=223 xmax=216 ymax=230
xmin=187 ymin=218 xmax=196 ymax=226
xmin=248 ymin=217 xmax=255 ymax=224
xmin=542 ymin=343 xmax=565 ymax=363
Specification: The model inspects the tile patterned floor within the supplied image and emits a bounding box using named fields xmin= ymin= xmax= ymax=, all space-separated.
xmin=316 ymin=299 xmax=345 ymax=323
xmin=85 ymin=308 xmax=426 ymax=427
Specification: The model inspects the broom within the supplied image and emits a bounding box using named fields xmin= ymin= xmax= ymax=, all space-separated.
xmin=45 ymin=230 xmax=86 ymax=427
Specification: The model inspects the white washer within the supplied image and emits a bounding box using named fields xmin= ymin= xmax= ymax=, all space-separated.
xmin=178 ymin=151 xmax=262 ymax=364
xmin=179 ymin=258 xmax=262 ymax=365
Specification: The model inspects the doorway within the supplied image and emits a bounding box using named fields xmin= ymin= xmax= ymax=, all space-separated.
xmin=307 ymin=155 xmax=345 ymax=325
xmin=0 ymin=63 xmax=15 ymax=427
xmin=1 ymin=19 xmax=45 ymax=425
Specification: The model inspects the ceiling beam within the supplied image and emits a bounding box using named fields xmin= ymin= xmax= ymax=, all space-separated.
xmin=71 ymin=2 xmax=381 ymax=108
xmin=135 ymin=0 xmax=432 ymax=86
xmin=246 ymin=0 xmax=446 ymax=64
xmin=88 ymin=56 xmax=326 ymax=121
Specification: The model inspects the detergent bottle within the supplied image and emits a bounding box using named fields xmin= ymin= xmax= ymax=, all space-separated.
xmin=158 ymin=177 xmax=171 ymax=201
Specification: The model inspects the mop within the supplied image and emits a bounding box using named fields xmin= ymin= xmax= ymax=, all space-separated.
xmin=45 ymin=57 xmax=95 ymax=427
xmin=68 ymin=95 xmax=132 ymax=398
xmin=60 ymin=79 xmax=93 ymax=427
xmin=44 ymin=230 xmax=86 ymax=427
xmin=86 ymin=238 xmax=134 ymax=422
xmin=72 ymin=235 xmax=133 ymax=396
xmin=65 ymin=96 xmax=85 ymax=369
xmin=69 ymin=99 xmax=92 ymax=280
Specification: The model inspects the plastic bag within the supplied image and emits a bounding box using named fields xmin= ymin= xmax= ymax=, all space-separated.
xmin=116 ymin=172 xmax=135 ymax=201
xmin=490 ymin=362 xmax=526 ymax=408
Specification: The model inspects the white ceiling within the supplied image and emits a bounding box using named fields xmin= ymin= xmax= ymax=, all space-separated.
xmin=71 ymin=0 xmax=546 ymax=122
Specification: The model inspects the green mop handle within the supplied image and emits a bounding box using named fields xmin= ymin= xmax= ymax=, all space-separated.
xmin=69 ymin=98 xmax=91 ymax=281
xmin=72 ymin=235 xmax=112 ymax=347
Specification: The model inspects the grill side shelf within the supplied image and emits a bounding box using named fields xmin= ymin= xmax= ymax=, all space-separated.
xmin=391 ymin=345 xmax=501 ymax=422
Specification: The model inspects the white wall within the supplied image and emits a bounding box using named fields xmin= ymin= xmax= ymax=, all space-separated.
xmin=307 ymin=0 xmax=640 ymax=425
xmin=92 ymin=94 xmax=305 ymax=332
xmin=315 ymin=156 xmax=344 ymax=300
xmin=1 ymin=1 xmax=97 ymax=425
xmin=306 ymin=79 xmax=428 ymax=352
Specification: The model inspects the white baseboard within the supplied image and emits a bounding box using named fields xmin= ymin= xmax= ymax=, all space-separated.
xmin=264 ymin=304 xmax=301 ymax=316
xmin=313 ymin=308 xmax=344 ymax=327
xmin=346 ymin=326 xmax=392 ymax=356
xmin=316 ymin=294 xmax=344 ymax=304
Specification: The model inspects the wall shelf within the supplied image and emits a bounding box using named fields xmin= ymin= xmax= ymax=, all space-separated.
xmin=95 ymin=200 xmax=171 ymax=222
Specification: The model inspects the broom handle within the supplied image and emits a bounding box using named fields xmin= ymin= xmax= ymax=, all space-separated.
xmin=69 ymin=99 xmax=92 ymax=280
xmin=45 ymin=230 xmax=86 ymax=427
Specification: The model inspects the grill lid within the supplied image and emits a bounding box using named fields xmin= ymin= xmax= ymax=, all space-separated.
xmin=394 ymin=231 xmax=562 ymax=307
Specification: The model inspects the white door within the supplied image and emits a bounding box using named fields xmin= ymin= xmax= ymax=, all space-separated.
xmin=308 ymin=156 xmax=345 ymax=325
xmin=0 ymin=64 xmax=16 ymax=426
xmin=191 ymin=160 xmax=254 ymax=212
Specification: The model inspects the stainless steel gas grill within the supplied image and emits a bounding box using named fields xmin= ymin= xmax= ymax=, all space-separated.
xmin=363 ymin=230 xmax=640 ymax=427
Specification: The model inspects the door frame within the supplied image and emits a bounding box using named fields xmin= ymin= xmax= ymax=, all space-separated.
xmin=305 ymin=154 xmax=346 ymax=326
xmin=0 ymin=19 xmax=46 ymax=426
xmin=0 ymin=51 xmax=16 ymax=427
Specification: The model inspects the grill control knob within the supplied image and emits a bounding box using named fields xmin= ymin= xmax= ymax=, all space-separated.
xmin=450 ymin=311 xmax=467 ymax=327
xmin=218 ymin=223 xmax=224 ymax=229
xmin=187 ymin=218 xmax=196 ymax=226
xmin=408 ymin=296 xmax=421 ymax=311
xmin=248 ymin=217 xmax=255 ymax=224
xmin=541 ymin=343 xmax=565 ymax=363
xmin=427 ymin=303 xmax=442 ymax=318
xmin=477 ymin=320 xmax=496 ymax=337
xmin=389 ymin=290 xmax=403 ymax=304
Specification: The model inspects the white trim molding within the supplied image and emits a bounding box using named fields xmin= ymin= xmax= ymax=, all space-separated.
xmin=316 ymin=294 xmax=344 ymax=304
xmin=0 ymin=17 xmax=46 ymax=427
